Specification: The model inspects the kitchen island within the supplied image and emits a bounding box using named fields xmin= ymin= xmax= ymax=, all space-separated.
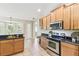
xmin=0 ymin=34 xmax=24 ymax=56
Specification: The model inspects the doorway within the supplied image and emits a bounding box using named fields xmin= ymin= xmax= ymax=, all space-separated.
xmin=24 ymin=21 xmax=33 ymax=48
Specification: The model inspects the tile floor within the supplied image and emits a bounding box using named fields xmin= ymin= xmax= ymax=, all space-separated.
xmin=13 ymin=38 xmax=50 ymax=56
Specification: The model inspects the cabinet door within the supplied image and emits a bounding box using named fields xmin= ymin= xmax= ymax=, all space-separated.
xmin=14 ymin=39 xmax=24 ymax=53
xmin=40 ymin=36 xmax=45 ymax=49
xmin=46 ymin=15 xmax=51 ymax=29
xmin=61 ymin=42 xmax=79 ymax=56
xmin=0 ymin=40 xmax=14 ymax=56
xmin=71 ymin=5 xmax=74 ymax=29
xmin=39 ymin=18 xmax=43 ymax=29
xmin=71 ymin=4 xmax=79 ymax=29
xmin=42 ymin=17 xmax=47 ymax=29
xmin=40 ymin=36 xmax=48 ymax=50
xmin=78 ymin=6 xmax=79 ymax=29
xmin=78 ymin=4 xmax=79 ymax=29
xmin=73 ymin=4 xmax=79 ymax=29
xmin=63 ymin=6 xmax=71 ymax=29
xmin=59 ymin=6 xmax=64 ymax=20
xmin=55 ymin=6 xmax=64 ymax=21
xmin=55 ymin=9 xmax=58 ymax=20
xmin=50 ymin=11 xmax=56 ymax=23
xmin=43 ymin=38 xmax=48 ymax=49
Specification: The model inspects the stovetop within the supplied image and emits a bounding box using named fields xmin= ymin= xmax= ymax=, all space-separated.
xmin=47 ymin=35 xmax=64 ymax=41
xmin=41 ymin=33 xmax=72 ymax=42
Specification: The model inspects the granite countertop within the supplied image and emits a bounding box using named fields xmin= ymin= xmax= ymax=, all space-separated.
xmin=0 ymin=38 xmax=24 ymax=41
xmin=41 ymin=33 xmax=79 ymax=46
xmin=0 ymin=34 xmax=24 ymax=41
xmin=61 ymin=39 xmax=79 ymax=46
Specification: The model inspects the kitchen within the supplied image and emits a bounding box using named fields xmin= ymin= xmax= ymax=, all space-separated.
xmin=0 ymin=3 xmax=79 ymax=56
xmin=39 ymin=3 xmax=79 ymax=56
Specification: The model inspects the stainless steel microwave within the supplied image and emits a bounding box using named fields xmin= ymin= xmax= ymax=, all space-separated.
xmin=50 ymin=20 xmax=63 ymax=30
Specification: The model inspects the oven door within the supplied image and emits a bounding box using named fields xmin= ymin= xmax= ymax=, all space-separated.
xmin=47 ymin=40 xmax=59 ymax=54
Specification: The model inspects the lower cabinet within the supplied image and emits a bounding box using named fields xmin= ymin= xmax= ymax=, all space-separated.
xmin=14 ymin=39 xmax=24 ymax=53
xmin=0 ymin=38 xmax=24 ymax=56
xmin=61 ymin=42 xmax=79 ymax=56
xmin=40 ymin=36 xmax=48 ymax=50
xmin=0 ymin=40 xmax=14 ymax=56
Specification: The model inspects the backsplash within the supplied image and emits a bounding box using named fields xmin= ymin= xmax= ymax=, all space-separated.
xmin=41 ymin=30 xmax=79 ymax=37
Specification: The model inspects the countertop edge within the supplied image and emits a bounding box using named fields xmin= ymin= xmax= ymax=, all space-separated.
xmin=61 ymin=40 xmax=79 ymax=46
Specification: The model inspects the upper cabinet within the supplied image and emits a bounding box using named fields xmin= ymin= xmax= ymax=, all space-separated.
xmin=39 ymin=14 xmax=51 ymax=30
xmin=46 ymin=15 xmax=51 ymax=29
xmin=55 ymin=6 xmax=64 ymax=20
xmin=39 ymin=16 xmax=47 ymax=30
xmin=71 ymin=4 xmax=79 ymax=30
xmin=50 ymin=6 xmax=64 ymax=23
xmin=42 ymin=16 xmax=47 ymax=30
xmin=71 ymin=4 xmax=74 ymax=29
xmin=64 ymin=3 xmax=79 ymax=30
xmin=39 ymin=3 xmax=79 ymax=30
xmin=50 ymin=11 xmax=56 ymax=23
xmin=63 ymin=5 xmax=71 ymax=30
xmin=39 ymin=18 xmax=43 ymax=29
xmin=78 ymin=4 xmax=79 ymax=29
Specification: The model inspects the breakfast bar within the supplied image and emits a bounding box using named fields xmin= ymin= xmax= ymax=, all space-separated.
xmin=0 ymin=34 xmax=24 ymax=56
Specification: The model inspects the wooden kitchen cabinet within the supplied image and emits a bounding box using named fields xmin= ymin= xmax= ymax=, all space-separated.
xmin=39 ymin=18 xmax=43 ymax=29
xmin=39 ymin=16 xmax=47 ymax=30
xmin=55 ymin=9 xmax=60 ymax=20
xmin=58 ymin=6 xmax=64 ymax=20
xmin=70 ymin=4 xmax=74 ymax=29
xmin=42 ymin=16 xmax=47 ymax=30
xmin=55 ymin=9 xmax=58 ymax=20
xmin=50 ymin=11 xmax=56 ymax=23
xmin=46 ymin=15 xmax=51 ymax=29
xmin=39 ymin=3 xmax=79 ymax=30
xmin=14 ymin=38 xmax=24 ymax=53
xmin=0 ymin=40 xmax=14 ymax=56
xmin=0 ymin=37 xmax=24 ymax=56
xmin=61 ymin=42 xmax=79 ymax=56
xmin=40 ymin=36 xmax=48 ymax=50
xmin=55 ymin=6 xmax=64 ymax=20
xmin=71 ymin=4 xmax=79 ymax=29
xmin=63 ymin=5 xmax=71 ymax=29
xmin=78 ymin=4 xmax=79 ymax=29
xmin=64 ymin=3 xmax=79 ymax=30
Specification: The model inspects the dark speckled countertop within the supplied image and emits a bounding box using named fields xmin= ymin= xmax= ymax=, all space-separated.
xmin=61 ymin=39 xmax=79 ymax=46
xmin=41 ymin=33 xmax=79 ymax=46
xmin=0 ymin=34 xmax=24 ymax=41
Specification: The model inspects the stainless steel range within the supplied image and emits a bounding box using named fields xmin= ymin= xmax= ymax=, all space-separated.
xmin=47 ymin=31 xmax=66 ymax=56
xmin=48 ymin=39 xmax=60 ymax=54
xmin=47 ymin=37 xmax=61 ymax=56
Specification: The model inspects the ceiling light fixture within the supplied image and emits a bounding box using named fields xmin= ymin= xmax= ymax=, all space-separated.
xmin=37 ymin=9 xmax=41 ymax=12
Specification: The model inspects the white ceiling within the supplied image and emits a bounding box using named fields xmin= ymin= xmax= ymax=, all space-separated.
xmin=0 ymin=3 xmax=60 ymax=20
